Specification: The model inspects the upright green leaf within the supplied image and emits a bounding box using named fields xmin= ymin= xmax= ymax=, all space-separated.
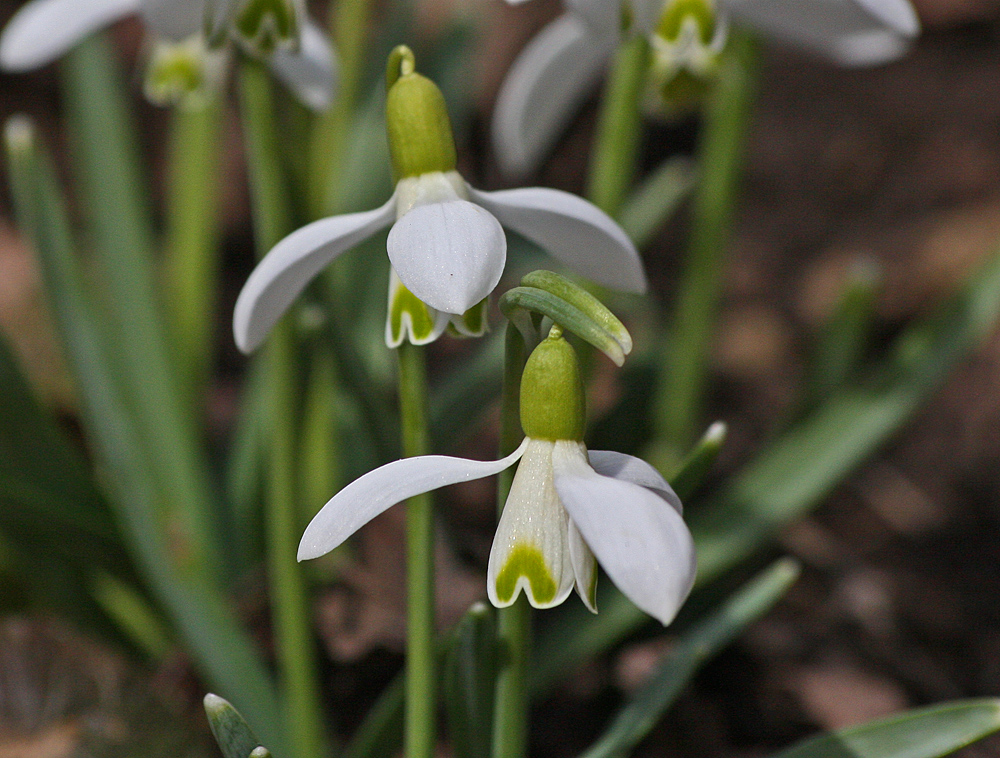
xmin=770 ymin=700 xmax=1000 ymax=758
xmin=444 ymin=603 xmax=498 ymax=758
xmin=7 ymin=117 xmax=285 ymax=755
xmin=580 ymin=560 xmax=799 ymax=758
xmin=205 ymin=694 xmax=265 ymax=758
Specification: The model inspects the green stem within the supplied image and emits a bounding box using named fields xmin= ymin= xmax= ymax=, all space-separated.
xmin=397 ymin=342 xmax=436 ymax=758
xmin=239 ymin=58 xmax=328 ymax=758
xmin=308 ymin=0 xmax=374 ymax=218
xmin=654 ymin=31 xmax=760 ymax=460
xmin=586 ymin=35 xmax=651 ymax=217
xmin=165 ymin=99 xmax=222 ymax=404
xmin=492 ymin=325 xmax=529 ymax=758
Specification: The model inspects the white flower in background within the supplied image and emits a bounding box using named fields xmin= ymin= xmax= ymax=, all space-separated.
xmin=493 ymin=0 xmax=920 ymax=176
xmin=233 ymin=47 xmax=645 ymax=352
xmin=0 ymin=0 xmax=336 ymax=109
xmin=298 ymin=329 xmax=697 ymax=624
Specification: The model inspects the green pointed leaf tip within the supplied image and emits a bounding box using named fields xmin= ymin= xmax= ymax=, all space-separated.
xmin=771 ymin=699 xmax=1000 ymax=758
xmin=204 ymin=694 xmax=263 ymax=758
xmin=4 ymin=115 xmax=34 ymax=155
xmin=520 ymin=270 xmax=632 ymax=355
xmin=385 ymin=46 xmax=457 ymax=179
xmin=249 ymin=748 xmax=273 ymax=758
xmin=520 ymin=328 xmax=586 ymax=441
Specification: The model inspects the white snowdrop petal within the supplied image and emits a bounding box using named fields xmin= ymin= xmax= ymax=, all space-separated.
xmin=387 ymin=200 xmax=506 ymax=315
xmin=491 ymin=13 xmax=613 ymax=178
xmin=588 ymin=450 xmax=683 ymax=514
xmin=268 ymin=18 xmax=338 ymax=111
xmin=568 ymin=520 xmax=598 ymax=613
xmin=553 ymin=441 xmax=697 ymax=626
xmin=140 ymin=0 xmax=203 ymax=41
xmin=469 ymin=186 xmax=646 ymax=293
xmin=721 ymin=0 xmax=917 ymax=66
xmin=233 ymin=195 xmax=396 ymax=353
xmin=488 ymin=439 xmax=576 ymax=610
xmin=0 ymin=0 xmax=140 ymax=71
xmin=564 ymin=0 xmax=619 ymax=33
xmin=299 ymin=438 xmax=530 ymax=561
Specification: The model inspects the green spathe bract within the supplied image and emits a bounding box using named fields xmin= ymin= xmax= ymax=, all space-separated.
xmin=385 ymin=46 xmax=458 ymax=180
xmin=519 ymin=328 xmax=586 ymax=441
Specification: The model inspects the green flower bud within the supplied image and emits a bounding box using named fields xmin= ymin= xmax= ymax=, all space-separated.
xmin=385 ymin=46 xmax=458 ymax=180
xmin=520 ymin=326 xmax=586 ymax=442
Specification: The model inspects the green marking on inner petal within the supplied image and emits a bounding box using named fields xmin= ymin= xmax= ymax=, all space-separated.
xmin=389 ymin=283 xmax=437 ymax=345
xmin=235 ymin=0 xmax=298 ymax=53
xmin=145 ymin=50 xmax=204 ymax=106
xmin=447 ymin=298 xmax=489 ymax=338
xmin=656 ymin=0 xmax=715 ymax=44
xmin=495 ymin=544 xmax=558 ymax=606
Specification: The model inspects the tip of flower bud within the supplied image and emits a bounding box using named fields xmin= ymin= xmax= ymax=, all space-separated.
xmin=386 ymin=44 xmax=416 ymax=89
xmin=520 ymin=330 xmax=586 ymax=441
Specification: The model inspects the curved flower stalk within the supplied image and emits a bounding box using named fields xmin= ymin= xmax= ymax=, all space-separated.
xmin=493 ymin=0 xmax=920 ymax=175
xmin=299 ymin=328 xmax=697 ymax=625
xmin=0 ymin=0 xmax=336 ymax=109
xmin=233 ymin=46 xmax=646 ymax=353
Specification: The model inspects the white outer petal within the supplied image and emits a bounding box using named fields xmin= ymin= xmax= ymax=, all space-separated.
xmin=469 ymin=185 xmax=646 ymax=293
xmin=588 ymin=450 xmax=682 ymax=514
xmin=0 ymin=0 xmax=140 ymax=70
xmin=268 ymin=18 xmax=338 ymax=111
xmin=721 ymin=0 xmax=919 ymax=66
xmin=565 ymin=0 xmax=619 ymax=34
xmin=387 ymin=200 xmax=506 ymax=316
xmin=233 ymin=194 xmax=396 ymax=353
xmin=140 ymin=0 xmax=203 ymax=41
xmin=492 ymin=14 xmax=613 ymax=178
xmin=553 ymin=441 xmax=697 ymax=625
xmin=488 ymin=439 xmax=576 ymax=609
xmin=299 ymin=438 xmax=530 ymax=561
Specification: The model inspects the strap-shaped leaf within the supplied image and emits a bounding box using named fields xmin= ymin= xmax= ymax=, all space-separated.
xmin=580 ymin=559 xmax=799 ymax=758
xmin=444 ymin=602 xmax=498 ymax=758
xmin=665 ymin=420 xmax=727 ymax=501
xmin=769 ymin=699 xmax=1000 ymax=758
xmin=204 ymin=694 xmax=263 ymax=758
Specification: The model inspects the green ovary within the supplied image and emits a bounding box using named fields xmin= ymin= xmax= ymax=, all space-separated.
xmin=495 ymin=544 xmax=557 ymax=605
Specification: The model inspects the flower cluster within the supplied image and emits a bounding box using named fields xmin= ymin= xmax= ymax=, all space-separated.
xmin=493 ymin=0 xmax=920 ymax=175
xmin=0 ymin=0 xmax=336 ymax=108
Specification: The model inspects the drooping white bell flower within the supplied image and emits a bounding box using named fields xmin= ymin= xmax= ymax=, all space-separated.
xmin=233 ymin=46 xmax=645 ymax=353
xmin=298 ymin=329 xmax=696 ymax=624
xmin=0 ymin=0 xmax=337 ymax=109
xmin=493 ymin=0 xmax=920 ymax=176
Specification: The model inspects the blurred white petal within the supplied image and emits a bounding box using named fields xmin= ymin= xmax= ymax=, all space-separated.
xmin=469 ymin=186 xmax=646 ymax=293
xmin=565 ymin=0 xmax=619 ymax=33
xmin=492 ymin=13 xmax=613 ymax=177
xmin=722 ymin=0 xmax=918 ymax=66
xmin=488 ymin=439 xmax=577 ymax=609
xmin=299 ymin=438 xmax=529 ymax=560
xmin=553 ymin=441 xmax=697 ymax=625
xmin=233 ymin=195 xmax=396 ymax=353
xmin=268 ymin=18 xmax=338 ymax=111
xmin=387 ymin=200 xmax=506 ymax=315
xmin=140 ymin=0 xmax=203 ymax=41
xmin=0 ymin=0 xmax=140 ymax=70
xmin=588 ymin=450 xmax=682 ymax=513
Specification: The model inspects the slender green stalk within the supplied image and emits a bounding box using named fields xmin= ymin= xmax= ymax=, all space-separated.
xmin=654 ymin=31 xmax=760 ymax=461
xmin=397 ymin=341 xmax=436 ymax=758
xmin=492 ymin=325 xmax=529 ymax=758
xmin=308 ymin=0 xmax=375 ymax=218
xmin=239 ymin=59 xmax=328 ymax=758
xmin=165 ymin=99 xmax=223 ymax=404
xmin=586 ymin=35 xmax=651 ymax=218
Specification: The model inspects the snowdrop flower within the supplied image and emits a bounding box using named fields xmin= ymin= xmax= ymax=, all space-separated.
xmin=0 ymin=0 xmax=336 ymax=109
xmin=299 ymin=328 xmax=697 ymax=624
xmin=493 ymin=0 xmax=920 ymax=175
xmin=233 ymin=46 xmax=645 ymax=352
